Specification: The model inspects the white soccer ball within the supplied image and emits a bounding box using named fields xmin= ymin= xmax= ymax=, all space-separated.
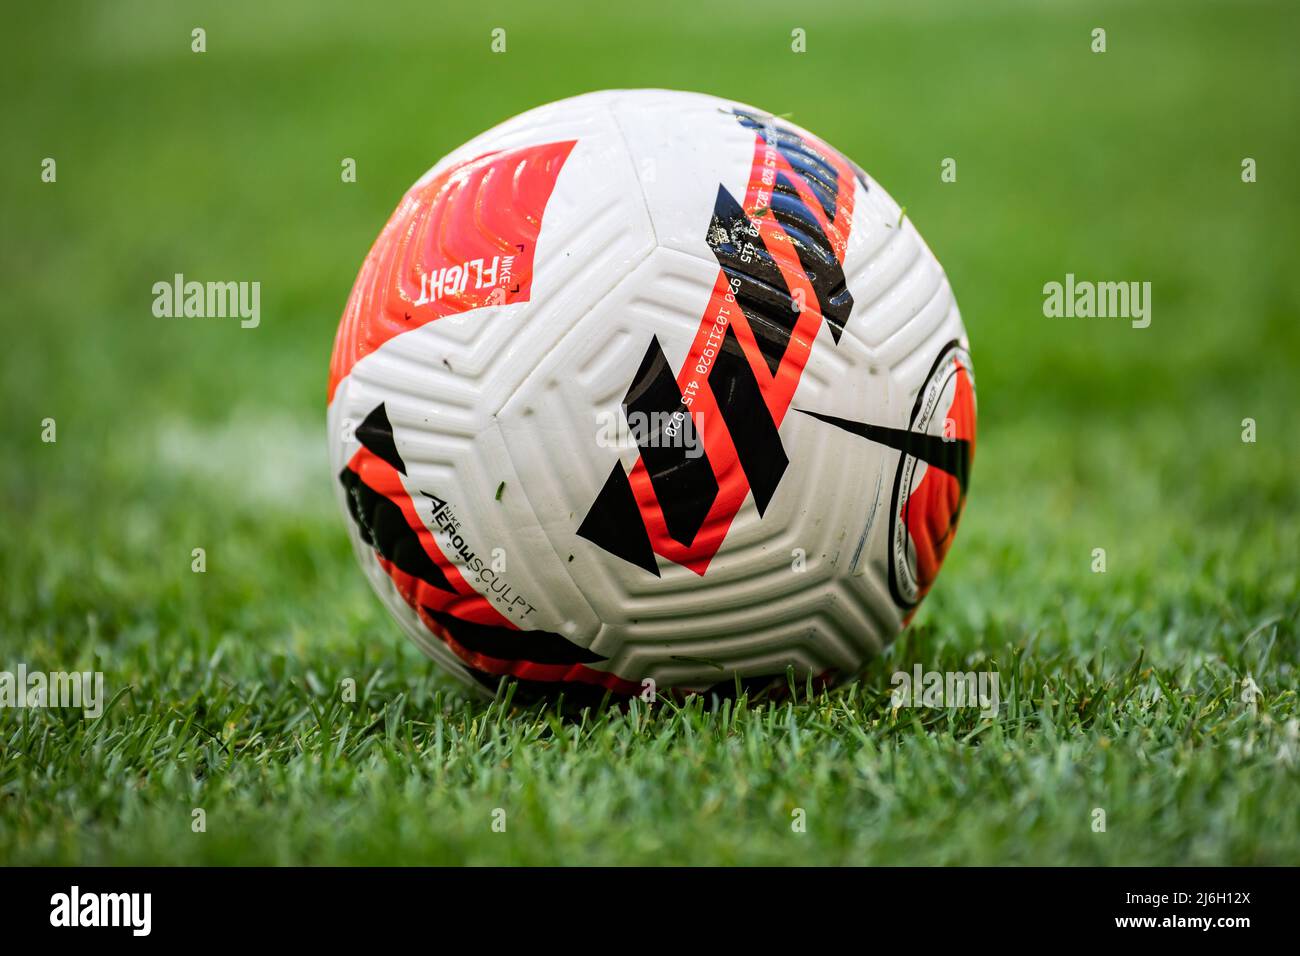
xmin=327 ymin=89 xmax=976 ymax=701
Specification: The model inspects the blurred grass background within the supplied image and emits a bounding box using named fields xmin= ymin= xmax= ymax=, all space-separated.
xmin=0 ymin=0 xmax=1297 ymax=864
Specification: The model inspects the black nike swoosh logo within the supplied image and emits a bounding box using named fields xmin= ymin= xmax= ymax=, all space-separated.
xmin=796 ymin=409 xmax=971 ymax=492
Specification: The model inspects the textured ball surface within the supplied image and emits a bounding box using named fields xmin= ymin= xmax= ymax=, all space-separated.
xmin=327 ymin=89 xmax=976 ymax=700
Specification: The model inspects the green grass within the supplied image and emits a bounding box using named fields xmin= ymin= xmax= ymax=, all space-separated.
xmin=1 ymin=0 xmax=1298 ymax=864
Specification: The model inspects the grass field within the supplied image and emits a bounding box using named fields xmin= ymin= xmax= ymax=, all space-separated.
xmin=1 ymin=0 xmax=1298 ymax=865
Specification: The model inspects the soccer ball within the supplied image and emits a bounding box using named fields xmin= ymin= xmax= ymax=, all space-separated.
xmin=327 ymin=89 xmax=975 ymax=702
